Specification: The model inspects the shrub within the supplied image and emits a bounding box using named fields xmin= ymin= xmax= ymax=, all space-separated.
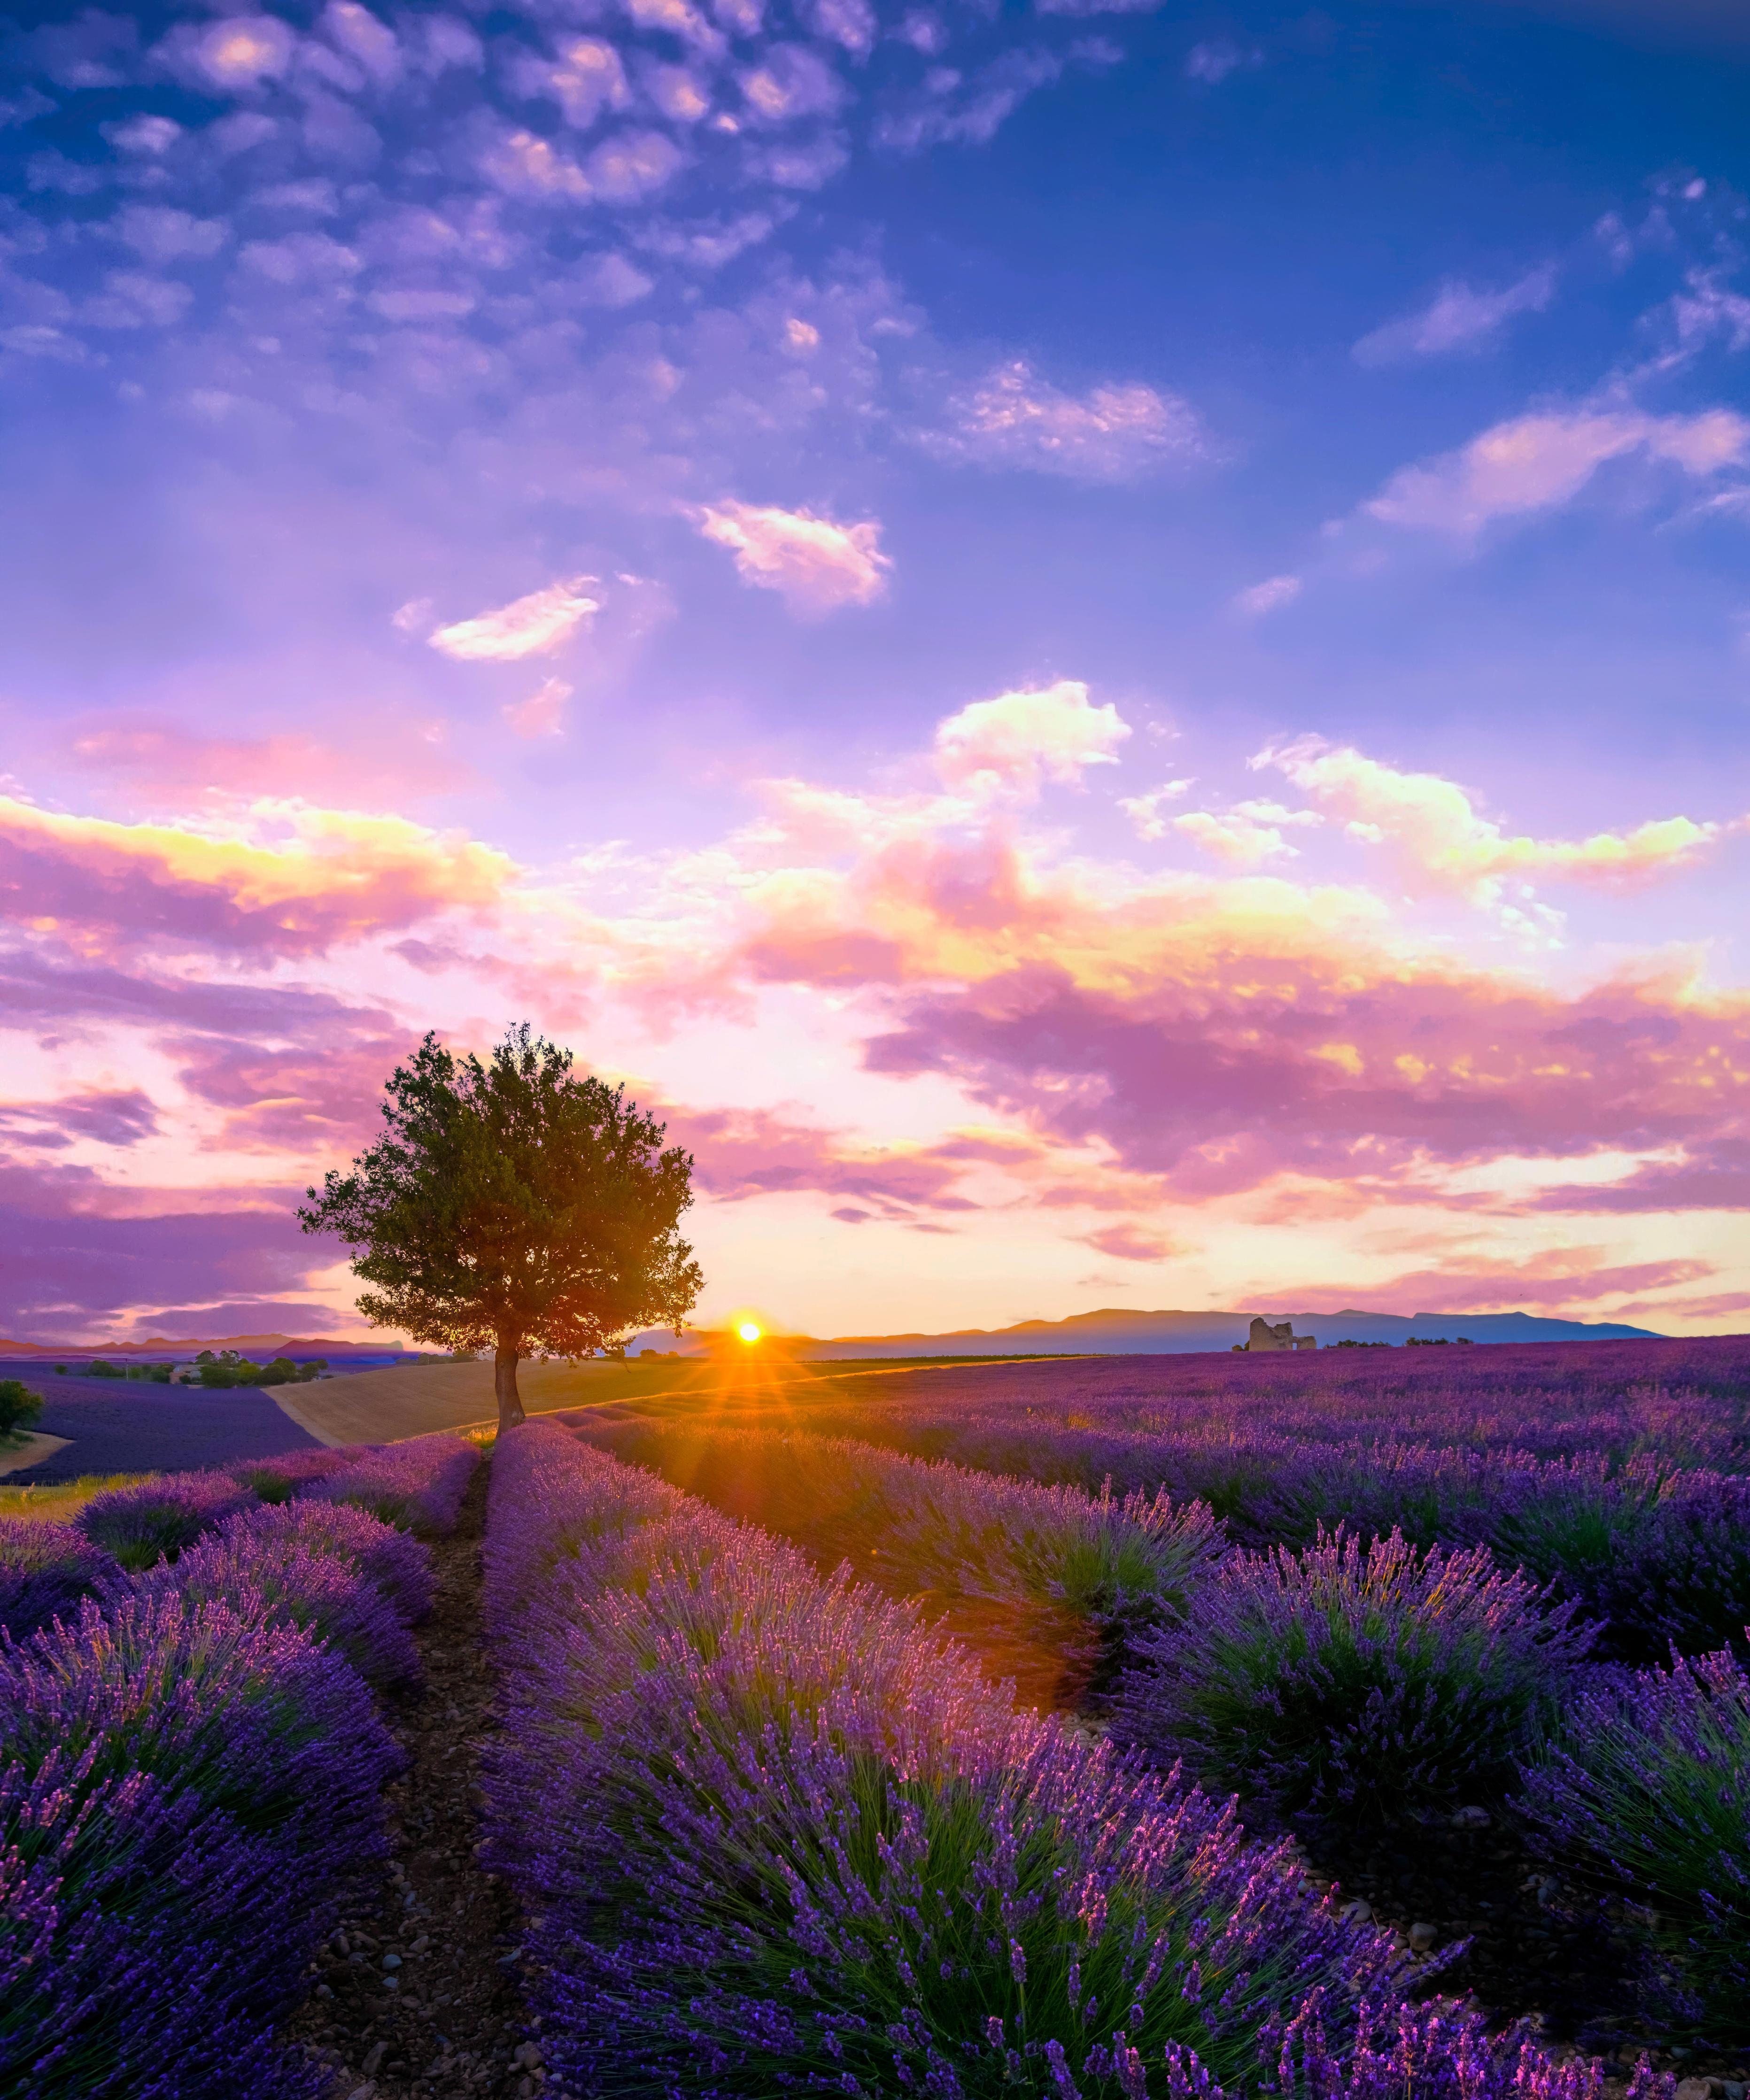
xmin=123 ymin=1514 xmax=421 ymax=1690
xmin=77 ymin=1471 xmax=257 ymax=1571
xmin=305 ymin=1433 xmax=479 ymax=1536
xmin=230 ymin=1447 xmax=361 ymax=1504
xmin=580 ymin=1420 xmax=1224 ymax=1673
xmin=1518 ymin=1642 xmax=1750 ymax=2045
xmin=482 ymin=1433 xmax=1416 ymax=2098
xmin=83 ymin=1360 xmax=125 ymax=1380
xmin=0 ymin=1519 xmax=119 ymax=1639
xmin=0 ymin=1378 xmax=43 ymax=1438
xmin=1115 ymin=1527 xmax=1592 ymax=1841
xmin=227 ymin=1498 xmax=436 ymax=1622
xmin=0 ymin=1589 xmax=398 ymax=2099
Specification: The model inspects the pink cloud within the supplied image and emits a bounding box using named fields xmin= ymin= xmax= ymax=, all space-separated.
xmin=1076 ymin=1222 xmax=1180 ymax=1261
xmin=696 ymin=500 xmax=891 ymax=613
xmin=1325 ymin=1252 xmax=1716 ymax=1315
xmin=860 ymin=961 xmax=1750 ymax=1197
xmin=1527 ymin=1137 xmax=1750 ymax=1212
xmin=0 ymin=796 xmax=516 ymax=958
xmin=67 ymin=721 xmax=468 ymax=803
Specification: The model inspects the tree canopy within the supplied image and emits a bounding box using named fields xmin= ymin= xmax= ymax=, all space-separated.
xmin=299 ymin=1025 xmax=702 ymax=1428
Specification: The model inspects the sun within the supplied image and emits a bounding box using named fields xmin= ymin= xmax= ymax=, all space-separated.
xmin=736 ymin=1320 xmax=763 ymax=1343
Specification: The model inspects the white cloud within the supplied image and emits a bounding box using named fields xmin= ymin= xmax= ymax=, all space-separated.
xmin=803 ymin=0 xmax=876 ymax=56
xmin=104 ymin=115 xmax=181 ymax=154
xmin=627 ymin=0 xmax=725 ymax=50
xmin=1184 ymin=39 xmax=1260 ymax=83
xmin=1366 ymin=405 xmax=1750 ymax=537
xmin=575 ymin=253 xmax=654 ymax=307
xmin=928 ymin=359 xmax=1210 ymax=482
xmin=875 ymin=48 xmax=1062 ymax=150
xmin=112 ymin=205 xmax=228 ymax=263
xmin=428 ymin=577 xmax=600 ymax=661
xmin=1117 ymin=779 xmax=1193 ymax=839
xmin=503 ymin=678 xmax=572 ymax=738
xmin=239 ymin=232 xmax=361 ymax=286
xmin=935 ymin=679 xmax=1130 ymax=797
xmin=189 ymin=15 xmax=296 ymax=88
xmin=697 ymin=501 xmax=891 ymax=613
xmin=1232 ymin=574 xmax=1301 ymax=617
xmin=738 ymin=46 xmax=844 ymax=125
xmin=321 ymin=2 xmax=400 ymax=86
xmin=1259 ymin=736 xmax=1721 ymax=902
xmin=1353 ymin=267 xmax=1555 ymax=366
xmin=507 ymin=39 xmax=630 ymax=130
xmin=1174 ymin=799 xmax=1321 ymax=867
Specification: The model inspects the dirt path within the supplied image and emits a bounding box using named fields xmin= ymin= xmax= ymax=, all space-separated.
xmin=290 ymin=1463 xmax=553 ymax=2100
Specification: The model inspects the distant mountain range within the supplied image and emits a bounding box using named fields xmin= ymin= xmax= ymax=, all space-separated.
xmin=0 ymin=1333 xmax=414 ymax=1362
xmin=629 ymin=1306 xmax=1664 ymax=1358
xmin=1 ymin=1306 xmax=1671 ymax=1366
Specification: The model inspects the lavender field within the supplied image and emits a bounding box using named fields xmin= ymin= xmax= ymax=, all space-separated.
xmin=5 ymin=1336 xmax=1749 ymax=2098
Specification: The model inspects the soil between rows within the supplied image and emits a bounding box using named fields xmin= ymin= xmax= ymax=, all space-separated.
xmin=287 ymin=1464 xmax=553 ymax=2100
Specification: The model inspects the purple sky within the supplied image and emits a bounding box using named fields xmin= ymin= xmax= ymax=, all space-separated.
xmin=1 ymin=0 xmax=1748 ymax=1343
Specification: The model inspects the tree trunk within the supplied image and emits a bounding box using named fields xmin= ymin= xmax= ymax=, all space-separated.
xmin=494 ymin=1345 xmax=526 ymax=1432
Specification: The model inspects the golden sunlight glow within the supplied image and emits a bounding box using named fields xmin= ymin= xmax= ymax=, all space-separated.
xmin=737 ymin=1320 xmax=763 ymax=1343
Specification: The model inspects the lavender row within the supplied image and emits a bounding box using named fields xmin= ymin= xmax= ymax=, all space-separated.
xmin=479 ymin=1422 xmax=1648 ymax=2097
xmin=573 ymin=1416 xmax=1222 ymax=1667
xmin=796 ymin=1405 xmax=1750 ymax=1666
xmin=303 ymin=1431 xmax=481 ymax=1537
xmin=0 ymin=1490 xmax=435 ymax=2098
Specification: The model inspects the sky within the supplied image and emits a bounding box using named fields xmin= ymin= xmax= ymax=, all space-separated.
xmin=2 ymin=0 xmax=1749 ymax=1344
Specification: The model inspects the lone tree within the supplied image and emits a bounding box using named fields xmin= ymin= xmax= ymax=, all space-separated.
xmin=299 ymin=1025 xmax=702 ymax=1431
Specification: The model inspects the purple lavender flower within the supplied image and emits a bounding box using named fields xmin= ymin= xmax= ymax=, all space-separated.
xmin=1154 ymin=1992 xmax=1672 ymax=2097
xmin=1518 ymin=1639 xmax=1750 ymax=2044
xmin=76 ymin=1468 xmax=258 ymax=1570
xmin=0 ymin=1588 xmax=398 ymax=2099
xmin=124 ymin=1509 xmax=423 ymax=1689
xmin=230 ymin=1445 xmax=364 ymax=1503
xmin=305 ymin=1430 xmax=480 ymax=1536
xmin=0 ymin=1518 xmax=120 ymax=1639
xmin=1115 ymin=1526 xmax=1593 ymax=1839
xmin=222 ymin=1495 xmax=437 ymax=1622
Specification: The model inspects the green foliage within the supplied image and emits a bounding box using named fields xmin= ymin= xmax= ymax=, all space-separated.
xmin=0 ymin=1378 xmax=43 ymax=1438
xmin=194 ymin=1355 xmax=321 ymax=1390
xmin=298 ymin=1024 xmax=702 ymax=1365
xmin=84 ymin=1359 xmax=125 ymax=1379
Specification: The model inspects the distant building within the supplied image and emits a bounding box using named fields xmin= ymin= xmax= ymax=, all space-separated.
xmin=1239 ymin=1316 xmax=1316 ymax=1352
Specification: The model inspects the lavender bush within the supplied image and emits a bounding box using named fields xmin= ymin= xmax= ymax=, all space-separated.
xmin=230 ymin=1446 xmax=361 ymax=1503
xmin=1518 ymin=1641 xmax=1750 ymax=2044
xmin=122 ymin=1509 xmax=423 ymax=1690
xmin=1117 ymin=1527 xmax=1592 ymax=1840
xmin=225 ymin=1496 xmax=437 ymax=1622
xmin=483 ymin=1428 xmax=1419 ymax=2096
xmin=0 ymin=1589 xmax=398 ymax=2099
xmin=0 ymin=1518 xmax=119 ymax=1639
xmin=76 ymin=1468 xmax=257 ymax=1569
xmin=579 ymin=1419 xmax=1224 ymax=1662
xmin=481 ymin=1419 xmax=679 ymax=1637
xmin=305 ymin=1430 xmax=479 ymax=1536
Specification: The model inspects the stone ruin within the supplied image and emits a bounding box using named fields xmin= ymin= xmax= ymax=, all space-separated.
xmin=1234 ymin=1316 xmax=1317 ymax=1352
